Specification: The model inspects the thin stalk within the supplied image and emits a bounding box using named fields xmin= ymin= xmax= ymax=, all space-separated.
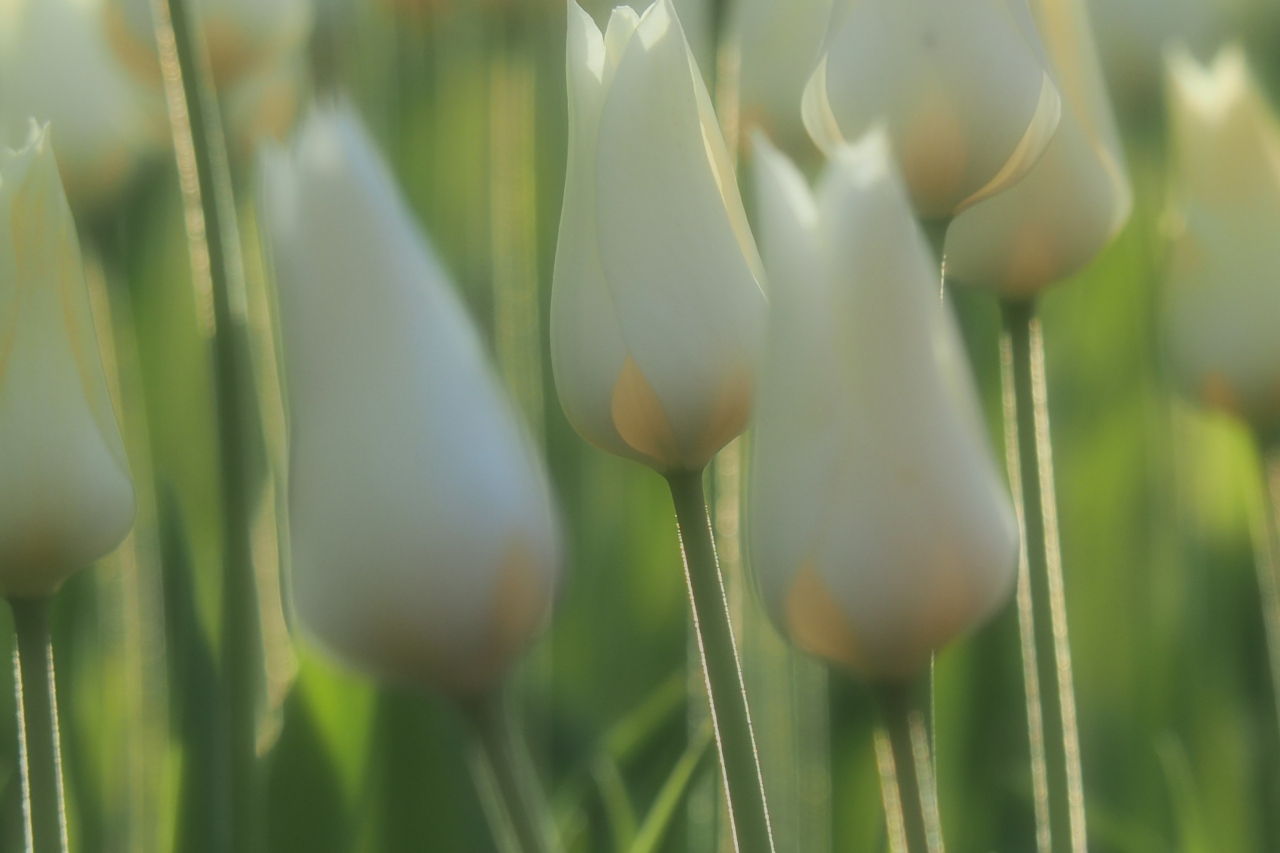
xmin=666 ymin=469 xmax=775 ymax=853
xmin=1254 ymin=446 xmax=1280 ymax=739
xmin=1000 ymin=298 xmax=1086 ymax=853
xmin=874 ymin=680 xmax=943 ymax=853
xmin=465 ymin=694 xmax=560 ymax=853
xmin=150 ymin=0 xmax=262 ymax=850
xmin=9 ymin=597 xmax=67 ymax=853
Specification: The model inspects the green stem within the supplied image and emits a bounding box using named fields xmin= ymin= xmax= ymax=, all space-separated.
xmin=9 ymin=597 xmax=67 ymax=853
xmin=1254 ymin=446 xmax=1280 ymax=743
xmin=1000 ymin=298 xmax=1086 ymax=853
xmin=666 ymin=469 xmax=776 ymax=853
xmin=152 ymin=0 xmax=262 ymax=849
xmin=875 ymin=679 xmax=941 ymax=853
xmin=465 ymin=694 xmax=560 ymax=853
xmin=920 ymin=219 xmax=950 ymax=276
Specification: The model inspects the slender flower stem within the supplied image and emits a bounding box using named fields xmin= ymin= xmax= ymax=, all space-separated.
xmin=1000 ymin=298 xmax=1086 ymax=853
xmin=464 ymin=694 xmax=560 ymax=853
xmin=1253 ymin=445 xmax=1280 ymax=741
xmin=666 ymin=469 xmax=775 ymax=853
xmin=151 ymin=0 xmax=262 ymax=850
xmin=9 ymin=597 xmax=67 ymax=853
xmin=874 ymin=679 xmax=942 ymax=853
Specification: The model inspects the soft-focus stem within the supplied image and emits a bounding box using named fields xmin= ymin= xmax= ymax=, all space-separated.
xmin=666 ymin=469 xmax=776 ymax=853
xmin=1000 ymin=298 xmax=1087 ymax=853
xmin=152 ymin=0 xmax=263 ymax=849
xmin=10 ymin=597 xmax=68 ymax=853
xmin=874 ymin=679 xmax=942 ymax=853
xmin=465 ymin=694 xmax=561 ymax=853
xmin=921 ymin=218 xmax=951 ymax=293
xmin=1255 ymin=446 xmax=1280 ymax=741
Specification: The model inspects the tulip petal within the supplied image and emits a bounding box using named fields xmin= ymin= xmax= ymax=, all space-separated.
xmin=594 ymin=0 xmax=766 ymax=470
xmin=0 ymin=126 xmax=135 ymax=596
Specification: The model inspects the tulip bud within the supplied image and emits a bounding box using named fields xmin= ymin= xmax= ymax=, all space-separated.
xmin=0 ymin=0 xmax=167 ymax=211
xmin=1162 ymin=47 xmax=1280 ymax=434
xmin=944 ymin=0 xmax=1132 ymax=297
xmin=0 ymin=124 xmax=137 ymax=598
xmin=261 ymin=106 xmax=563 ymax=699
xmin=552 ymin=0 xmax=768 ymax=474
xmin=747 ymin=130 xmax=1018 ymax=682
xmin=105 ymin=0 xmax=313 ymax=89
xmin=801 ymin=0 xmax=1063 ymax=221
xmin=731 ymin=0 xmax=834 ymax=150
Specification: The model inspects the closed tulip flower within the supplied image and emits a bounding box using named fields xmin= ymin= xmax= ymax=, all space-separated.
xmin=1163 ymin=47 xmax=1280 ymax=434
xmin=944 ymin=0 xmax=1132 ymax=297
xmin=553 ymin=0 xmax=768 ymax=474
xmin=261 ymin=106 xmax=563 ymax=699
xmin=731 ymin=0 xmax=834 ymax=149
xmin=747 ymin=130 xmax=1018 ymax=682
xmin=0 ymin=0 xmax=167 ymax=210
xmin=802 ymin=0 xmax=1063 ymax=222
xmin=0 ymin=124 xmax=137 ymax=598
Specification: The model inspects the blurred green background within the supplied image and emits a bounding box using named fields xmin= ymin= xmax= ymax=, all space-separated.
xmin=4 ymin=1 xmax=1280 ymax=851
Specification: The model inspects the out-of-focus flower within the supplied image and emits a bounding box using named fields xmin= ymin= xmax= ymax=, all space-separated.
xmin=0 ymin=124 xmax=137 ymax=599
xmin=747 ymin=130 xmax=1018 ymax=683
xmin=1087 ymin=0 xmax=1227 ymax=109
xmin=731 ymin=0 xmax=834 ymax=150
xmin=0 ymin=0 xmax=167 ymax=211
xmin=801 ymin=0 xmax=1063 ymax=221
xmin=552 ymin=0 xmax=767 ymax=474
xmin=224 ymin=55 xmax=308 ymax=159
xmin=106 ymin=0 xmax=313 ymax=89
xmin=945 ymin=0 xmax=1132 ymax=297
xmin=261 ymin=105 xmax=563 ymax=699
xmin=1162 ymin=46 xmax=1280 ymax=434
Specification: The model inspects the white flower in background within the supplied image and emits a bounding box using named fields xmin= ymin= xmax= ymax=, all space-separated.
xmin=1086 ymin=0 xmax=1228 ymax=108
xmin=731 ymin=0 xmax=834 ymax=150
xmin=261 ymin=105 xmax=563 ymax=699
xmin=552 ymin=0 xmax=767 ymax=474
xmin=223 ymin=54 xmax=308 ymax=159
xmin=105 ymin=0 xmax=313 ymax=88
xmin=945 ymin=0 xmax=1132 ymax=297
xmin=0 ymin=0 xmax=167 ymax=211
xmin=0 ymin=124 xmax=136 ymax=598
xmin=802 ymin=0 xmax=1063 ymax=221
xmin=747 ymin=130 xmax=1018 ymax=682
xmin=1162 ymin=47 xmax=1280 ymax=433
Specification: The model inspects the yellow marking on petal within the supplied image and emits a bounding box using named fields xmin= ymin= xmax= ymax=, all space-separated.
xmin=1200 ymin=372 xmax=1242 ymax=414
xmin=611 ymin=355 xmax=681 ymax=469
xmin=102 ymin=2 xmax=162 ymax=85
xmin=786 ymin=561 xmax=867 ymax=675
xmin=695 ymin=366 xmax=753 ymax=466
xmin=957 ymin=72 xmax=1061 ymax=214
xmin=1005 ymin=229 xmax=1059 ymax=296
xmin=901 ymin=97 xmax=967 ymax=219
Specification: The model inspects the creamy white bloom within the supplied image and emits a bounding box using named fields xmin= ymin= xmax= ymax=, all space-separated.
xmin=1086 ymin=0 xmax=1227 ymax=107
xmin=747 ymin=130 xmax=1018 ymax=682
xmin=261 ymin=106 xmax=562 ymax=699
xmin=0 ymin=124 xmax=136 ymax=598
xmin=731 ymin=0 xmax=834 ymax=148
xmin=552 ymin=0 xmax=768 ymax=474
xmin=0 ymin=0 xmax=167 ymax=210
xmin=106 ymin=0 xmax=313 ymax=88
xmin=1162 ymin=47 xmax=1280 ymax=433
xmin=945 ymin=0 xmax=1132 ymax=296
xmin=224 ymin=54 xmax=306 ymax=159
xmin=802 ymin=0 xmax=1063 ymax=220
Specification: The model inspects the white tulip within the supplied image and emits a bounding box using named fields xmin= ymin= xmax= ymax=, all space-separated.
xmin=1086 ymin=0 xmax=1227 ymax=107
xmin=0 ymin=124 xmax=136 ymax=598
xmin=0 ymin=0 xmax=167 ymax=210
xmin=1162 ymin=47 xmax=1280 ymax=433
xmin=747 ymin=130 xmax=1018 ymax=682
xmin=552 ymin=0 xmax=768 ymax=474
xmin=801 ymin=0 xmax=1063 ymax=221
xmin=105 ymin=0 xmax=313 ymax=88
xmin=731 ymin=0 xmax=834 ymax=149
xmin=261 ymin=106 xmax=563 ymax=699
xmin=945 ymin=0 xmax=1132 ymax=297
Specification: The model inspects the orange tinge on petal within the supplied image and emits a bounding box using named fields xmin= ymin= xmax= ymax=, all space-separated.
xmin=611 ymin=355 xmax=681 ymax=469
xmin=786 ymin=562 xmax=868 ymax=676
